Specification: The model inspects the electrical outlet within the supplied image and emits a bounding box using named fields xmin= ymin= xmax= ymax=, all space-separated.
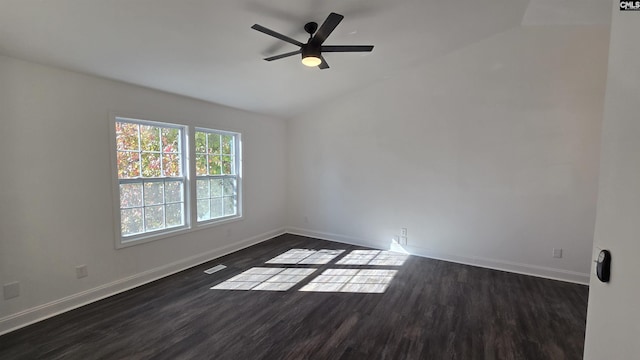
xmin=400 ymin=236 xmax=408 ymax=245
xmin=553 ymin=248 xmax=563 ymax=259
xmin=401 ymin=228 xmax=407 ymax=237
xmin=76 ymin=265 xmax=88 ymax=279
xmin=3 ymin=282 xmax=20 ymax=300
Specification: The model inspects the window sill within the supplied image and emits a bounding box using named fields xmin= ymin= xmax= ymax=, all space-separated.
xmin=115 ymin=215 xmax=244 ymax=249
xmin=195 ymin=215 xmax=244 ymax=232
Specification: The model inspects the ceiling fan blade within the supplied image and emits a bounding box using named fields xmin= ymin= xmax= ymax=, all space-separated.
xmin=321 ymin=45 xmax=374 ymax=52
xmin=318 ymin=56 xmax=330 ymax=69
xmin=312 ymin=12 xmax=344 ymax=44
xmin=251 ymin=24 xmax=304 ymax=47
xmin=264 ymin=50 xmax=302 ymax=61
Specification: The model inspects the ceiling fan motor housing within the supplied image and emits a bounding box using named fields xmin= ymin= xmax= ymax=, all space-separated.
xmin=301 ymin=43 xmax=321 ymax=59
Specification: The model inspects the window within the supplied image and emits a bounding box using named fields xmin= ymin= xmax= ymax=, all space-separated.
xmin=112 ymin=116 xmax=241 ymax=247
xmin=195 ymin=129 xmax=240 ymax=222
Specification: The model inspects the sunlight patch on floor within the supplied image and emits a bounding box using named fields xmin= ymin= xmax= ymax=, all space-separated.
xmin=211 ymin=267 xmax=317 ymax=291
xmin=211 ymin=248 xmax=407 ymax=293
xmin=299 ymin=269 xmax=398 ymax=293
xmin=335 ymin=250 xmax=408 ymax=266
xmin=266 ymin=249 xmax=345 ymax=265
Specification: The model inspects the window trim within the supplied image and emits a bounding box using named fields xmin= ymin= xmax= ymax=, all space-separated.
xmin=109 ymin=114 xmax=243 ymax=249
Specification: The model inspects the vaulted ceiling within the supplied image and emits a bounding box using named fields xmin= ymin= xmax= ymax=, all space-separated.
xmin=0 ymin=0 xmax=610 ymax=118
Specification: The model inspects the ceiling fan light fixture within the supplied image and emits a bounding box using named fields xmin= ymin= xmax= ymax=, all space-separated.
xmin=301 ymin=45 xmax=322 ymax=67
xmin=301 ymin=55 xmax=322 ymax=67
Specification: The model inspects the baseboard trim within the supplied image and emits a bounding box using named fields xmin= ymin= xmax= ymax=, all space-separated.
xmin=286 ymin=227 xmax=390 ymax=250
xmin=285 ymin=227 xmax=590 ymax=285
xmin=0 ymin=227 xmax=285 ymax=336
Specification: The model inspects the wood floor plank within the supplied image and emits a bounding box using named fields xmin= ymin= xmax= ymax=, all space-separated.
xmin=0 ymin=234 xmax=589 ymax=359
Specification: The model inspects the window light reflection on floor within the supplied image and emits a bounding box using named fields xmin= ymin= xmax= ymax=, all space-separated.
xmin=211 ymin=267 xmax=316 ymax=291
xmin=266 ymin=249 xmax=345 ymax=265
xmin=299 ymin=269 xmax=398 ymax=293
xmin=211 ymin=248 xmax=407 ymax=293
xmin=335 ymin=250 xmax=409 ymax=266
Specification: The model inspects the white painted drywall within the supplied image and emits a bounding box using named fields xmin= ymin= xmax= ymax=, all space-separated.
xmin=287 ymin=25 xmax=609 ymax=283
xmin=0 ymin=55 xmax=286 ymax=332
xmin=583 ymin=3 xmax=640 ymax=358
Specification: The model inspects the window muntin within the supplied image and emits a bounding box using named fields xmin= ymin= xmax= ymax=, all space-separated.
xmin=195 ymin=129 xmax=240 ymax=222
xmin=115 ymin=119 xmax=186 ymax=239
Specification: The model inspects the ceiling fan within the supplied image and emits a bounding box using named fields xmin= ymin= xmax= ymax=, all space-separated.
xmin=251 ymin=12 xmax=374 ymax=69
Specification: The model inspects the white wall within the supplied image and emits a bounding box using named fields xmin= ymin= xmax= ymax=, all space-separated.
xmin=0 ymin=55 xmax=287 ymax=333
xmin=584 ymin=3 xmax=640 ymax=358
xmin=287 ymin=24 xmax=609 ymax=283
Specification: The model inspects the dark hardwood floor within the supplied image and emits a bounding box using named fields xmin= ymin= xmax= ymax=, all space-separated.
xmin=0 ymin=234 xmax=589 ymax=360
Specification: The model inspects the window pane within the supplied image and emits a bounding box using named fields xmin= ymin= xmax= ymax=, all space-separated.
xmin=196 ymin=179 xmax=209 ymax=199
xmin=197 ymin=199 xmax=210 ymax=221
xmin=195 ymin=131 xmax=207 ymax=154
xmin=162 ymin=153 xmax=181 ymax=177
xmin=209 ymin=155 xmax=221 ymax=175
xmin=121 ymin=208 xmax=143 ymax=236
xmin=196 ymin=154 xmax=207 ymax=176
xmin=223 ymin=178 xmax=236 ymax=196
xmin=223 ymin=196 xmax=236 ymax=216
xmin=141 ymin=153 xmax=161 ymax=177
xmin=211 ymin=197 xmax=223 ymax=218
xmin=116 ymin=122 xmax=139 ymax=151
xmin=117 ymin=151 xmax=140 ymax=179
xmin=165 ymin=181 xmax=182 ymax=203
xmin=144 ymin=205 xmax=164 ymax=231
xmin=222 ymin=155 xmax=233 ymax=175
xmin=210 ymin=178 xmax=223 ymax=197
xmin=144 ymin=182 xmax=164 ymax=205
xmin=140 ymin=125 xmax=160 ymax=151
xmin=166 ymin=203 xmax=183 ymax=227
xmin=120 ymin=183 xmax=143 ymax=208
xmin=222 ymin=135 xmax=233 ymax=155
xmin=208 ymin=133 xmax=220 ymax=154
xmin=161 ymin=128 xmax=179 ymax=153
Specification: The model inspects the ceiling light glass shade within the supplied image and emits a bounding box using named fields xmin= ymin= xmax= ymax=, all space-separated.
xmin=301 ymin=45 xmax=322 ymax=67
xmin=301 ymin=55 xmax=322 ymax=67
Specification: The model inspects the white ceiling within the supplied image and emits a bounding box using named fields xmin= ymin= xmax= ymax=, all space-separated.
xmin=0 ymin=0 xmax=611 ymax=119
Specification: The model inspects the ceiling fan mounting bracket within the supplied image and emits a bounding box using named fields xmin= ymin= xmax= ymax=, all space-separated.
xmin=304 ymin=22 xmax=318 ymax=36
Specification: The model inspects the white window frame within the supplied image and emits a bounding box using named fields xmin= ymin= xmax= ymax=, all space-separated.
xmin=110 ymin=115 xmax=243 ymax=249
